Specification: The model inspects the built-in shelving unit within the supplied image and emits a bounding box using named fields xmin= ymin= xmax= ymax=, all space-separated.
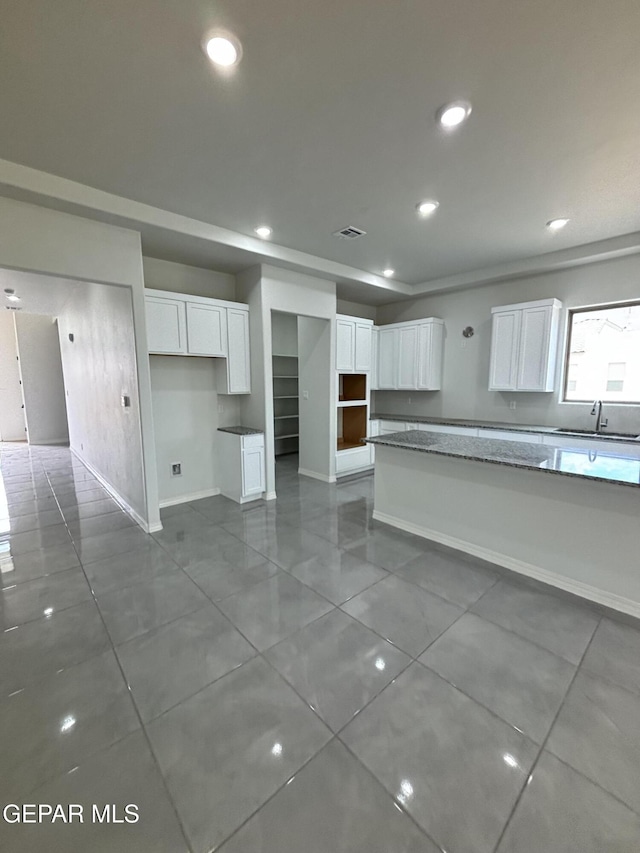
xmin=334 ymin=314 xmax=375 ymax=476
xmin=272 ymin=314 xmax=299 ymax=457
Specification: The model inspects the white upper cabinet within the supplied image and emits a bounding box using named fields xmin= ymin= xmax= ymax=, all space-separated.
xmin=336 ymin=318 xmax=356 ymax=371
xmin=335 ymin=314 xmax=373 ymax=372
xmin=377 ymin=327 xmax=399 ymax=389
xmin=354 ymin=322 xmax=372 ymax=371
xmin=397 ymin=325 xmax=419 ymax=389
xmin=145 ymin=289 xmax=251 ymax=394
xmin=219 ymin=307 xmax=251 ymax=394
xmin=489 ymin=298 xmax=562 ymax=392
xmin=145 ymin=296 xmax=187 ymax=354
xmin=375 ymin=318 xmax=444 ymax=391
xmin=186 ymin=302 xmax=227 ymax=357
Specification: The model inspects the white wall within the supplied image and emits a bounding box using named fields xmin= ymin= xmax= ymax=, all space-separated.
xmin=238 ymin=265 xmax=337 ymax=497
xmin=0 ymin=197 xmax=160 ymax=530
xmin=57 ymin=283 xmax=148 ymax=523
xmin=298 ymin=317 xmax=333 ymax=480
xmin=150 ymin=356 xmax=240 ymax=505
xmin=375 ymin=254 xmax=640 ymax=435
xmin=142 ymin=257 xmax=236 ymax=301
xmin=337 ymin=299 xmax=377 ymax=321
xmin=272 ymin=312 xmax=298 ymax=356
xmin=0 ymin=313 xmax=26 ymax=441
xmin=14 ymin=314 xmax=68 ymax=444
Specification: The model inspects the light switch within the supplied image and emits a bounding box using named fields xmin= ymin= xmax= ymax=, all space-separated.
xmin=302 ymin=390 xmax=309 ymax=399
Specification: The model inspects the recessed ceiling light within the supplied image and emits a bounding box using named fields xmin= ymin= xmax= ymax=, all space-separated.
xmin=383 ymin=268 xmax=395 ymax=278
xmin=437 ymin=100 xmax=472 ymax=128
xmin=546 ymin=218 xmax=569 ymax=231
xmin=6 ymin=294 xmax=20 ymax=302
xmin=204 ymin=33 xmax=242 ymax=67
xmin=254 ymin=226 xmax=272 ymax=239
xmin=416 ymin=200 xmax=439 ymax=217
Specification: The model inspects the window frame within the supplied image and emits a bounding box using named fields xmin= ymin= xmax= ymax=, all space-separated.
xmin=561 ymin=299 xmax=640 ymax=406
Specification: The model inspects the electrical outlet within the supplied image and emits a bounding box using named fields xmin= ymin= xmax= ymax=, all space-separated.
xmin=509 ymin=401 xmax=517 ymax=410
xmin=171 ymin=462 xmax=182 ymax=476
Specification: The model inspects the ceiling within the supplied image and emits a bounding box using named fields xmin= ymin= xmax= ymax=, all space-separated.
xmin=1 ymin=0 xmax=640 ymax=291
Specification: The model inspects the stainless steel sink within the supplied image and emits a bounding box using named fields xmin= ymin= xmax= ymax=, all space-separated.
xmin=555 ymin=428 xmax=640 ymax=440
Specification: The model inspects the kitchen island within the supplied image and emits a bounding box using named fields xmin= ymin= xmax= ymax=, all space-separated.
xmin=366 ymin=430 xmax=640 ymax=617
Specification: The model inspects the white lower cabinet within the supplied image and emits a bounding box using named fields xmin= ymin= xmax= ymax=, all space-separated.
xmin=335 ymin=445 xmax=373 ymax=474
xmin=379 ymin=420 xmax=409 ymax=434
xmin=216 ymin=430 xmax=265 ymax=504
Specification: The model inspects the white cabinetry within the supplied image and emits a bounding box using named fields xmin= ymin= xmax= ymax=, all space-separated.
xmin=145 ymin=289 xmax=251 ymax=394
xmin=336 ymin=315 xmax=373 ymax=373
xmin=186 ymin=302 xmax=226 ymax=356
xmin=375 ymin=319 xmax=444 ymax=391
xmin=216 ymin=430 xmax=265 ymax=504
xmin=145 ymin=296 xmax=187 ymax=355
xmin=489 ymin=299 xmax=562 ymax=392
xmin=219 ymin=308 xmax=251 ymax=394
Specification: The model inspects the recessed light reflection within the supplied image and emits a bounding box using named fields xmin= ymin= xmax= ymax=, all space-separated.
xmin=503 ymin=752 xmax=519 ymax=769
xmin=375 ymin=657 xmax=386 ymax=671
xmin=271 ymin=742 xmax=283 ymax=757
xmin=60 ymin=715 xmax=76 ymax=733
xmin=397 ymin=779 xmax=414 ymax=804
xmin=43 ymin=607 xmax=54 ymax=617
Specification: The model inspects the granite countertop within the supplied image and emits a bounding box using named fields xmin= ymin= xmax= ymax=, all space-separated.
xmin=217 ymin=426 xmax=264 ymax=436
xmin=370 ymin=413 xmax=640 ymax=442
xmin=366 ymin=429 xmax=640 ymax=488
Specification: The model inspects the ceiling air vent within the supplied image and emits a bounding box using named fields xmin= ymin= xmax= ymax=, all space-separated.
xmin=5 ymin=306 xmax=22 ymax=311
xmin=332 ymin=226 xmax=366 ymax=240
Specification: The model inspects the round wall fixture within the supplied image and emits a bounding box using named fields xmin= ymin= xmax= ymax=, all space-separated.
xmin=462 ymin=326 xmax=474 ymax=338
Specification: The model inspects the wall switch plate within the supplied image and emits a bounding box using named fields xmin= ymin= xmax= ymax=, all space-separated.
xmin=171 ymin=462 xmax=182 ymax=476
xmin=302 ymin=390 xmax=309 ymax=399
xmin=509 ymin=401 xmax=517 ymax=410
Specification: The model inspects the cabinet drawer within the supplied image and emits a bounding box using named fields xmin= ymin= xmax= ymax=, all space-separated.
xmin=379 ymin=420 xmax=407 ymax=433
xmin=242 ymin=433 xmax=264 ymax=450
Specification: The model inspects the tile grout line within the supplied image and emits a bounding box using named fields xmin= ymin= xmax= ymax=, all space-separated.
xmin=41 ymin=458 xmax=198 ymax=853
xmin=489 ymin=614 xmax=603 ymax=853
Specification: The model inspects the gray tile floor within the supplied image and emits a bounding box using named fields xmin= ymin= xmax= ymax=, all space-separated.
xmin=1 ymin=444 xmax=640 ymax=852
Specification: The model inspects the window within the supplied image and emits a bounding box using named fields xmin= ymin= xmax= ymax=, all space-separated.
xmin=606 ymin=362 xmax=625 ymax=393
xmin=563 ymin=301 xmax=640 ymax=403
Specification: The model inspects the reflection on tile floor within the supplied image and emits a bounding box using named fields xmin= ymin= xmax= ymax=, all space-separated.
xmin=1 ymin=444 xmax=639 ymax=852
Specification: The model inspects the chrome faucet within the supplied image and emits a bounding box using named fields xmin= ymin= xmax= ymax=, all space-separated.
xmin=590 ymin=400 xmax=608 ymax=433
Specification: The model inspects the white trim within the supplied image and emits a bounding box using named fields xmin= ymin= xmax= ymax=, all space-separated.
xmin=28 ymin=438 xmax=69 ymax=446
xmin=297 ymin=468 xmax=336 ymax=483
xmin=265 ymin=490 xmax=277 ymax=501
xmin=372 ymin=509 xmax=640 ymax=619
xmin=219 ymin=489 xmax=265 ymax=505
xmin=159 ymin=487 xmax=221 ymax=508
xmin=70 ymin=446 xmax=153 ymax=533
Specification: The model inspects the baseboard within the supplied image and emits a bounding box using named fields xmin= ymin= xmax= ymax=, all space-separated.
xmin=159 ymin=488 xmax=220 ymax=508
xmin=298 ymin=468 xmax=336 ymax=484
xmin=265 ymin=491 xmax=277 ymax=501
xmin=70 ymin=447 xmax=151 ymax=533
xmin=373 ymin=509 xmax=640 ymax=620
xmin=29 ymin=438 xmax=69 ymax=446
xmin=336 ymin=465 xmax=374 ymax=480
